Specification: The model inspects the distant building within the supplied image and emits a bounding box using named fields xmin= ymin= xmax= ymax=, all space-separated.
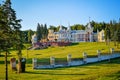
xmin=31 ymin=22 xmax=106 ymax=48
xmin=47 ymin=30 xmax=59 ymax=42
xmin=31 ymin=34 xmax=37 ymax=47
xmin=48 ymin=21 xmax=97 ymax=43
xmin=97 ymin=30 xmax=105 ymax=42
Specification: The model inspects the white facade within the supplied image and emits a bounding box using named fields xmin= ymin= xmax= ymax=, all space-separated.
xmin=98 ymin=30 xmax=105 ymax=42
xmin=31 ymin=34 xmax=37 ymax=46
xmin=48 ymin=22 xmax=96 ymax=43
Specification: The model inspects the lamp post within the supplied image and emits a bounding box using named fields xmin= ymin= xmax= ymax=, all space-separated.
xmin=108 ymin=37 xmax=110 ymax=62
xmin=107 ymin=29 xmax=110 ymax=62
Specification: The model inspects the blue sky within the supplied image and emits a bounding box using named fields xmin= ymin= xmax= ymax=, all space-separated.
xmin=1 ymin=0 xmax=120 ymax=30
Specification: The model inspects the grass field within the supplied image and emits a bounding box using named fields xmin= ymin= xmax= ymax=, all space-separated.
xmin=0 ymin=42 xmax=120 ymax=80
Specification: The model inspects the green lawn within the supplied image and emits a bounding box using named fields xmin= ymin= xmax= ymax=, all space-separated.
xmin=0 ymin=42 xmax=120 ymax=80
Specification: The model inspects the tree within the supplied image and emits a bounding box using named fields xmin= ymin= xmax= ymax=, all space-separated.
xmin=90 ymin=20 xmax=107 ymax=32
xmin=36 ymin=23 xmax=42 ymax=41
xmin=0 ymin=3 xmax=10 ymax=80
xmin=71 ymin=24 xmax=85 ymax=30
xmin=104 ymin=26 xmax=111 ymax=45
xmin=43 ymin=24 xmax=48 ymax=39
xmin=110 ymin=20 xmax=117 ymax=46
xmin=40 ymin=24 xmax=44 ymax=39
xmin=28 ymin=29 xmax=34 ymax=43
xmin=22 ymin=30 xmax=28 ymax=43
xmin=49 ymin=25 xmax=58 ymax=32
xmin=0 ymin=0 xmax=22 ymax=79
xmin=36 ymin=23 xmax=48 ymax=42
xmin=116 ymin=19 xmax=120 ymax=48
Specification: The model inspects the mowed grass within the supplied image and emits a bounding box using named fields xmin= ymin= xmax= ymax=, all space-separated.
xmin=0 ymin=42 xmax=120 ymax=80
xmin=22 ymin=42 xmax=120 ymax=63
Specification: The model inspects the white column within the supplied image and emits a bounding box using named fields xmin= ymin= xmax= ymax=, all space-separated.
xmin=110 ymin=48 xmax=114 ymax=58
xmin=83 ymin=52 xmax=87 ymax=64
xmin=97 ymin=50 xmax=101 ymax=61
xmin=74 ymin=33 xmax=76 ymax=42
xmin=67 ymin=54 xmax=72 ymax=66
xmin=90 ymin=32 xmax=93 ymax=42
xmin=50 ymin=56 xmax=55 ymax=67
xmin=110 ymin=48 xmax=114 ymax=54
xmin=33 ymin=58 xmax=37 ymax=69
xmin=84 ymin=34 xmax=86 ymax=42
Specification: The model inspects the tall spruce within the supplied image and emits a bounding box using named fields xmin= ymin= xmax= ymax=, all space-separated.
xmin=0 ymin=3 xmax=10 ymax=80
xmin=0 ymin=0 xmax=23 ymax=78
xmin=36 ymin=23 xmax=41 ymax=41
xmin=44 ymin=24 xmax=48 ymax=39
xmin=40 ymin=24 xmax=44 ymax=39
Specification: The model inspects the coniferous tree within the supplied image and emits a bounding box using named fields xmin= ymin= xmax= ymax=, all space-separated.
xmin=40 ymin=24 xmax=44 ymax=39
xmin=36 ymin=23 xmax=41 ymax=41
xmin=36 ymin=23 xmax=48 ymax=42
xmin=0 ymin=0 xmax=23 ymax=78
xmin=44 ymin=24 xmax=48 ymax=39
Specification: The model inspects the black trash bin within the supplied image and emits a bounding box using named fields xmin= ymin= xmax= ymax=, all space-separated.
xmin=21 ymin=58 xmax=26 ymax=72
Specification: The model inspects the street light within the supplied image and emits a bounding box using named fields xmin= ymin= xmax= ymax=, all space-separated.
xmin=107 ymin=29 xmax=111 ymax=62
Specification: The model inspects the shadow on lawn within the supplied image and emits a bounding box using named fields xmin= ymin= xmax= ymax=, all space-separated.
xmin=0 ymin=60 xmax=10 ymax=64
xmin=69 ymin=43 xmax=79 ymax=46
xmin=24 ymin=58 xmax=120 ymax=76
xmin=25 ymin=71 xmax=86 ymax=75
xmin=0 ymin=54 xmax=16 ymax=57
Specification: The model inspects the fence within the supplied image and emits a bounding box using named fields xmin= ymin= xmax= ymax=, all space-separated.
xmin=32 ymin=48 xmax=120 ymax=69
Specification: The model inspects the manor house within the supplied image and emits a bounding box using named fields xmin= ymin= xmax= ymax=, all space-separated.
xmin=48 ymin=22 xmax=98 ymax=43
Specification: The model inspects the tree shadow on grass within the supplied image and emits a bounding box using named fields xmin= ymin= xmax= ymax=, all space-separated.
xmin=24 ymin=58 xmax=120 ymax=77
xmin=69 ymin=43 xmax=79 ymax=46
xmin=0 ymin=61 xmax=10 ymax=64
xmin=0 ymin=55 xmax=4 ymax=57
xmin=25 ymin=71 xmax=86 ymax=75
xmin=0 ymin=54 xmax=16 ymax=57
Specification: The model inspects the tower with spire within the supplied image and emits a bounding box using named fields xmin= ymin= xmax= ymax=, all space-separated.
xmin=86 ymin=17 xmax=94 ymax=42
xmin=67 ymin=22 xmax=71 ymax=31
xmin=59 ymin=23 xmax=63 ymax=31
xmin=67 ymin=22 xmax=72 ymax=42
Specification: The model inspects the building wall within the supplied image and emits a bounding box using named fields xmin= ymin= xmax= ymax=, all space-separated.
xmin=98 ymin=30 xmax=105 ymax=42
xmin=47 ymin=29 xmax=95 ymax=43
xmin=47 ymin=22 xmax=97 ymax=43
xmin=47 ymin=30 xmax=59 ymax=41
